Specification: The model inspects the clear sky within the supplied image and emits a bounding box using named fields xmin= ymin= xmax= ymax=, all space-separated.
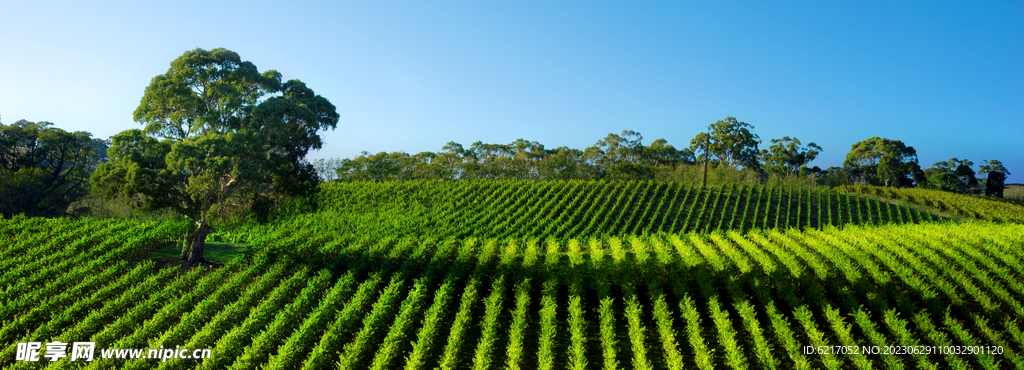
xmin=2 ymin=1 xmax=1021 ymax=182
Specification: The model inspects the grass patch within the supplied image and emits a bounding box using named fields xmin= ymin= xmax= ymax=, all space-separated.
xmin=1005 ymin=184 xmax=1024 ymax=201
xmin=149 ymin=241 xmax=248 ymax=265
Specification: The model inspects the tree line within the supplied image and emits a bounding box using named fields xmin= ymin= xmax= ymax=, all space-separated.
xmin=313 ymin=120 xmax=1010 ymax=196
xmin=315 ymin=118 xmax=822 ymax=183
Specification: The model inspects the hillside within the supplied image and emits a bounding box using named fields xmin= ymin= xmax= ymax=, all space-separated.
xmin=839 ymin=184 xmax=1024 ymax=223
xmin=6 ymin=182 xmax=1024 ymax=368
xmin=219 ymin=180 xmax=954 ymax=244
xmin=2 ymin=216 xmax=1023 ymax=369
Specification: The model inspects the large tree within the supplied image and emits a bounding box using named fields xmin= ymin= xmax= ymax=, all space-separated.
xmin=843 ymin=137 xmax=923 ymax=187
xmin=689 ymin=117 xmax=761 ymax=170
xmin=91 ymin=48 xmax=338 ymax=267
xmin=758 ymin=136 xmax=822 ymax=179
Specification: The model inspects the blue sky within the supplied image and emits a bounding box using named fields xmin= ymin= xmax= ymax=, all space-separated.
xmin=2 ymin=1 xmax=1021 ymax=182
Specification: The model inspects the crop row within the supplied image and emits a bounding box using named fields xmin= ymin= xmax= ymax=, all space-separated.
xmin=839 ymin=184 xmax=1024 ymax=223
xmin=222 ymin=180 xmax=948 ymax=243
xmin=3 ymin=217 xmax=1022 ymax=369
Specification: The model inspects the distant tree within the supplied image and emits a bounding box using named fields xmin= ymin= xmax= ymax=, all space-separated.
xmin=539 ymin=146 xmax=594 ymax=180
xmin=334 ymin=151 xmax=402 ymax=182
xmin=978 ymin=159 xmax=1010 ymax=197
xmin=464 ymin=139 xmax=547 ymax=179
xmin=923 ymin=172 xmax=964 ymax=193
xmin=644 ymin=138 xmax=695 ymax=167
xmin=1 ymin=119 xmax=107 ymax=217
xmin=327 ymin=132 xmax=688 ymax=182
xmin=435 ymin=141 xmax=466 ymax=180
xmin=590 ymin=130 xmax=651 ymax=180
xmin=311 ymin=157 xmax=344 ymax=182
xmin=463 ymin=142 xmax=501 ymax=179
xmin=817 ymin=166 xmax=853 ymax=187
xmin=843 ymin=137 xmax=923 ymax=187
xmin=332 ymin=151 xmax=444 ymax=181
xmin=922 ymin=158 xmax=977 ymax=193
xmin=580 ymin=130 xmax=691 ymax=181
xmin=507 ymin=138 xmax=548 ymax=179
xmin=953 ymin=160 xmax=979 ymax=188
xmin=933 ymin=158 xmax=977 ymax=186
xmin=689 ymin=117 xmax=761 ymax=170
xmin=758 ymin=136 xmax=822 ymax=178
xmin=409 ymin=151 xmax=442 ymax=179
xmin=91 ymin=48 xmax=338 ymax=267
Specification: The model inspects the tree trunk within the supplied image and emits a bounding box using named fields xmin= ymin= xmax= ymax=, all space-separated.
xmin=182 ymin=189 xmax=214 ymax=269
xmin=185 ymin=219 xmax=213 ymax=266
xmin=179 ymin=233 xmax=190 ymax=260
xmin=986 ymin=172 xmax=1006 ymax=197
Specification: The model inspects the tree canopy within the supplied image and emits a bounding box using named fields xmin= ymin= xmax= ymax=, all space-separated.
xmin=979 ymin=159 xmax=1011 ymax=197
xmin=921 ymin=158 xmax=978 ymax=193
xmin=91 ymin=48 xmax=338 ymax=266
xmin=1 ymin=119 xmax=106 ymax=217
xmin=843 ymin=137 xmax=923 ymax=188
xmin=759 ymin=136 xmax=822 ymax=178
xmin=689 ymin=117 xmax=761 ymax=170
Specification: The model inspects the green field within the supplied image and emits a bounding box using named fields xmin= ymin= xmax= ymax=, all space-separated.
xmin=1006 ymin=184 xmax=1024 ymax=201
xmin=3 ymin=182 xmax=1024 ymax=369
xmin=218 ymin=181 xmax=955 ymax=245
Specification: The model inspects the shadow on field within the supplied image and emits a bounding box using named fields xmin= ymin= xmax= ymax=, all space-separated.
xmin=143 ymin=241 xmax=248 ymax=269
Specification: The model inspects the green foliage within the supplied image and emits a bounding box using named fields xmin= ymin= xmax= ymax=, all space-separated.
xmin=759 ymin=136 xmax=822 ymax=178
xmin=921 ymin=157 xmax=980 ymax=194
xmin=689 ymin=116 xmax=761 ymax=169
xmin=985 ymin=172 xmax=1008 ymax=197
xmin=591 ymin=130 xmax=693 ymax=180
xmin=844 ymin=136 xmax=923 ymax=187
xmin=945 ymin=158 xmax=979 ymax=187
xmin=815 ymin=166 xmax=853 ymax=187
xmin=0 ymin=120 xmax=107 ymax=217
xmin=330 ymin=130 xmax=695 ymax=182
xmin=66 ymin=193 xmax=182 ymax=222
xmin=653 ymin=163 xmax=765 ymax=186
xmin=923 ymin=171 xmax=965 ymax=193
xmin=0 ymin=167 xmax=48 ymax=216
xmin=90 ymin=48 xmax=338 ymax=263
xmin=979 ymin=159 xmax=1011 ymax=197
